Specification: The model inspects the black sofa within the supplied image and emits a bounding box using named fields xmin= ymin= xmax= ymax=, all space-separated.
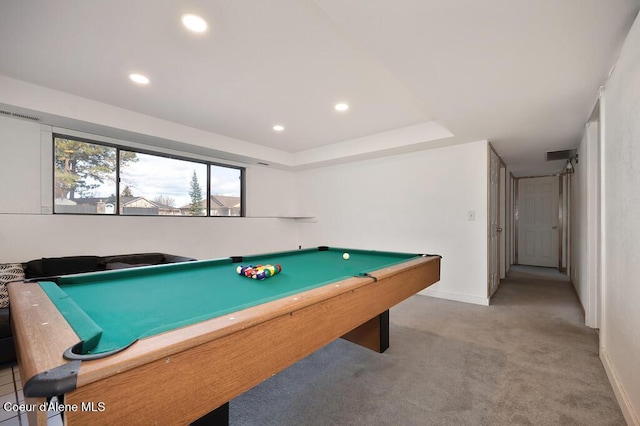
xmin=0 ymin=252 xmax=196 ymax=367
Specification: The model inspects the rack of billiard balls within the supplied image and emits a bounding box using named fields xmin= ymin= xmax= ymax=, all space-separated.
xmin=236 ymin=264 xmax=282 ymax=280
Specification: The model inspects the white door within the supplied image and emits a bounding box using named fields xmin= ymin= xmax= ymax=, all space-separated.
xmin=518 ymin=176 xmax=559 ymax=267
xmin=488 ymin=150 xmax=500 ymax=296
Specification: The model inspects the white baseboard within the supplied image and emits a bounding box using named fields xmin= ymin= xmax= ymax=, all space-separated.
xmin=601 ymin=347 xmax=640 ymax=426
xmin=420 ymin=288 xmax=490 ymax=306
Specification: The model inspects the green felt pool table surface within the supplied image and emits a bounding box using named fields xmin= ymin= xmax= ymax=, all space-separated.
xmin=40 ymin=247 xmax=422 ymax=356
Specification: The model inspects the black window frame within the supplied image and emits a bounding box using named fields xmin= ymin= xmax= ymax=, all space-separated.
xmin=52 ymin=133 xmax=246 ymax=217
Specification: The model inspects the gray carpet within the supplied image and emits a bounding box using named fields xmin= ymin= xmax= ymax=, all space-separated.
xmin=229 ymin=266 xmax=625 ymax=425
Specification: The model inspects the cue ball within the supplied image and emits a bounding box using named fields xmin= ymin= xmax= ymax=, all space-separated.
xmin=343 ymin=253 xmax=350 ymax=260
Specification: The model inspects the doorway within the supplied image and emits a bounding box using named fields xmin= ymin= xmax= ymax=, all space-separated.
xmin=516 ymin=176 xmax=561 ymax=268
xmin=488 ymin=147 xmax=506 ymax=298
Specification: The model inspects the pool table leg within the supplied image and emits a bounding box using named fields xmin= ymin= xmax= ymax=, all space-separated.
xmin=24 ymin=397 xmax=48 ymax=426
xmin=340 ymin=310 xmax=389 ymax=353
xmin=191 ymin=402 xmax=229 ymax=426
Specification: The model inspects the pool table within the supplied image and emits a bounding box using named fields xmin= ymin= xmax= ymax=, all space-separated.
xmin=8 ymin=246 xmax=441 ymax=425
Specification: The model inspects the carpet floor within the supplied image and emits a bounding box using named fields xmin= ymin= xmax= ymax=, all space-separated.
xmin=229 ymin=266 xmax=624 ymax=426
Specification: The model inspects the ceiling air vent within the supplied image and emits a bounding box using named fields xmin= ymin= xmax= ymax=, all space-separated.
xmin=0 ymin=109 xmax=41 ymax=122
xmin=546 ymin=149 xmax=575 ymax=161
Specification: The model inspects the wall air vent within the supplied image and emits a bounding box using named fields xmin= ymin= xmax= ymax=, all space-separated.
xmin=0 ymin=109 xmax=41 ymax=122
xmin=546 ymin=149 xmax=575 ymax=161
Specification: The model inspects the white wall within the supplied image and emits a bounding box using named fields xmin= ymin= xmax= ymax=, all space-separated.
xmin=0 ymin=115 xmax=301 ymax=262
xmin=600 ymin=12 xmax=640 ymax=425
xmin=571 ymin=129 xmax=587 ymax=316
xmin=295 ymin=140 xmax=490 ymax=305
xmin=0 ymin=116 xmax=43 ymax=214
xmin=572 ymin=120 xmax=600 ymax=328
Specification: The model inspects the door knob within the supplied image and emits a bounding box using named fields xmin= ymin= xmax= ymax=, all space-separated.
xmin=496 ymin=227 xmax=503 ymax=232
xmin=552 ymin=226 xmax=558 ymax=229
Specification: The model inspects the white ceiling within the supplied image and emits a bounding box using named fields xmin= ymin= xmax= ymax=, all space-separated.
xmin=0 ymin=0 xmax=638 ymax=176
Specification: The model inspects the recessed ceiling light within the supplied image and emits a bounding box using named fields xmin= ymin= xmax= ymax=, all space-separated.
xmin=334 ymin=103 xmax=349 ymax=112
xmin=129 ymin=73 xmax=150 ymax=85
xmin=182 ymin=14 xmax=208 ymax=33
xmin=273 ymin=125 xmax=285 ymax=132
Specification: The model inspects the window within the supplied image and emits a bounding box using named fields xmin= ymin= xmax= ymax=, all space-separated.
xmin=54 ymin=137 xmax=117 ymax=214
xmin=120 ymin=151 xmax=208 ymax=216
xmin=53 ymin=135 xmax=245 ymax=216
xmin=210 ymin=165 xmax=242 ymax=216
